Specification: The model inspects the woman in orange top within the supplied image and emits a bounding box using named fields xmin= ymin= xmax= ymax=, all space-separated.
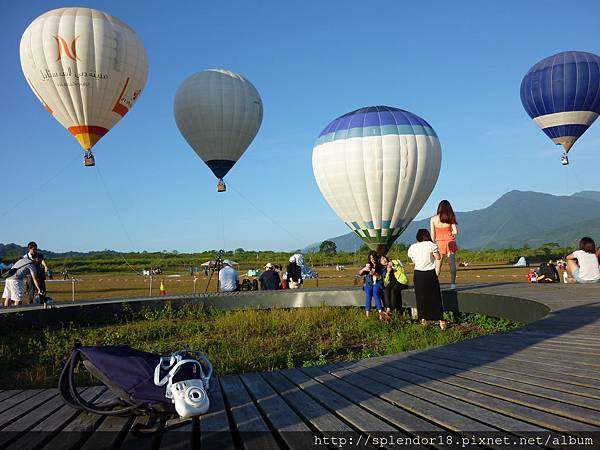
xmin=430 ymin=200 xmax=459 ymax=289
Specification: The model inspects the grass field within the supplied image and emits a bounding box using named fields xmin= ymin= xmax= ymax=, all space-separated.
xmin=0 ymin=303 xmax=519 ymax=388
xmin=26 ymin=263 xmax=540 ymax=302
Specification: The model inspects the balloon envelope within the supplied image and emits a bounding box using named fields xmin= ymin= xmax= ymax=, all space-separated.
xmin=312 ymin=106 xmax=441 ymax=254
xmin=520 ymin=51 xmax=600 ymax=152
xmin=173 ymin=70 xmax=263 ymax=180
xmin=20 ymin=7 xmax=148 ymax=153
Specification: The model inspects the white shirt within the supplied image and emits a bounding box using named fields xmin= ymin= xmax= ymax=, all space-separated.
xmin=573 ymin=250 xmax=600 ymax=281
xmin=219 ymin=266 xmax=239 ymax=292
xmin=408 ymin=241 xmax=439 ymax=271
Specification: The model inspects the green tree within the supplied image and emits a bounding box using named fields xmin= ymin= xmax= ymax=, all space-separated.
xmin=319 ymin=240 xmax=337 ymax=255
xmin=540 ymin=242 xmax=560 ymax=259
xmin=358 ymin=243 xmax=370 ymax=253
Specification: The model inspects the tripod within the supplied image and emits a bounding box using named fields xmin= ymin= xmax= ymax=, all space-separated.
xmin=205 ymin=250 xmax=225 ymax=293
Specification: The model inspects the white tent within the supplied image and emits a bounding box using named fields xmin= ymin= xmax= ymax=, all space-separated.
xmin=513 ymin=257 xmax=528 ymax=267
xmin=201 ymin=260 xmax=238 ymax=267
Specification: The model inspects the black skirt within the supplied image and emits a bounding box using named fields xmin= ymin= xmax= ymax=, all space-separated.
xmin=413 ymin=269 xmax=443 ymax=320
xmin=383 ymin=273 xmax=406 ymax=311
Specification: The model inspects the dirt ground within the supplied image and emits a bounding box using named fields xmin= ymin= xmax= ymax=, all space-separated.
xmin=30 ymin=263 xmax=545 ymax=302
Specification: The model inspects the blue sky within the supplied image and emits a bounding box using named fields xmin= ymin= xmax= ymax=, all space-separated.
xmin=2 ymin=1 xmax=600 ymax=253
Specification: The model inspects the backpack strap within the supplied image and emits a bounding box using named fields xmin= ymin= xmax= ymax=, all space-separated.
xmin=2 ymin=261 xmax=34 ymax=279
xmin=59 ymin=345 xmax=153 ymax=417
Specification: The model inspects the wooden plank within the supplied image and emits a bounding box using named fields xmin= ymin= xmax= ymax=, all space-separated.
xmin=260 ymin=371 xmax=355 ymax=433
xmin=440 ymin=340 xmax=600 ymax=376
xmin=412 ymin=351 xmax=600 ymax=400
xmin=365 ymin=355 xmax=600 ymax=431
xmin=508 ymin=334 xmax=600 ymax=348
xmin=0 ymin=389 xmax=42 ymax=415
xmin=411 ymin=356 xmax=600 ymax=414
xmin=5 ymin=386 xmax=105 ymax=450
xmin=504 ymin=339 xmax=600 ymax=354
xmin=42 ymin=388 xmax=116 ymax=450
xmin=200 ymin=378 xmax=235 ymax=450
xmin=281 ymin=368 xmax=398 ymax=433
xmin=240 ymin=372 xmax=314 ymax=449
xmin=79 ymin=415 xmax=133 ymax=450
xmin=158 ymin=417 xmax=195 ymax=450
xmin=0 ymin=391 xmax=22 ymax=404
xmin=118 ymin=415 xmax=163 ymax=450
xmin=334 ymin=361 xmax=544 ymax=435
xmin=463 ymin=340 xmax=600 ymax=367
xmin=423 ymin=347 xmax=600 ymax=390
xmin=220 ymin=374 xmax=280 ymax=450
xmin=346 ymin=356 xmax=590 ymax=435
xmin=0 ymin=388 xmax=58 ymax=429
xmin=442 ymin=346 xmax=600 ymax=382
xmin=301 ymin=365 xmax=447 ymax=434
xmin=513 ymin=329 xmax=600 ymax=343
xmin=0 ymin=389 xmax=80 ymax=448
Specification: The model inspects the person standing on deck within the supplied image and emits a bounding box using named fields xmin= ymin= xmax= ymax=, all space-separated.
xmin=408 ymin=229 xmax=447 ymax=330
xmin=431 ymin=200 xmax=459 ymax=289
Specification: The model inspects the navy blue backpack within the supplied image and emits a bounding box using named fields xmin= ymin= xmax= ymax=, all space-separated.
xmin=59 ymin=344 xmax=198 ymax=425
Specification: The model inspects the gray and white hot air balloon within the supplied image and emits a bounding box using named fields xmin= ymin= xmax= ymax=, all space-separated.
xmin=174 ymin=69 xmax=263 ymax=192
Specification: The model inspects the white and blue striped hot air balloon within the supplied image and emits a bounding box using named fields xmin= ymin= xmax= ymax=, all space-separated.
xmin=312 ymin=106 xmax=441 ymax=255
xmin=521 ymin=51 xmax=600 ymax=159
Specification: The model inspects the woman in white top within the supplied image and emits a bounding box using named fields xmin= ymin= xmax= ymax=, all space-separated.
xmin=566 ymin=237 xmax=600 ymax=283
xmin=407 ymin=229 xmax=446 ymax=330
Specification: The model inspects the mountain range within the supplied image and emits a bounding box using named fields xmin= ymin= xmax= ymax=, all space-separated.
xmin=3 ymin=190 xmax=600 ymax=257
xmin=304 ymin=190 xmax=600 ymax=251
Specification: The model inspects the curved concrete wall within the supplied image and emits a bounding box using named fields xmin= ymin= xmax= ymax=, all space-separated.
xmin=0 ymin=286 xmax=549 ymax=330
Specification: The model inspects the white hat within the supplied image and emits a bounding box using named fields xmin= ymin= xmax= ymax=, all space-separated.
xmin=222 ymin=259 xmax=232 ymax=267
xmin=289 ymin=256 xmax=296 ymax=263
xmin=264 ymin=263 xmax=273 ymax=269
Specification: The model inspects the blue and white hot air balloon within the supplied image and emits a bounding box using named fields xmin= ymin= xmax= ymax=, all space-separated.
xmin=312 ymin=106 xmax=441 ymax=255
xmin=521 ymin=51 xmax=600 ymax=163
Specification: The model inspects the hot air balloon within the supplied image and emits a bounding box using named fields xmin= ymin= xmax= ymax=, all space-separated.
xmin=173 ymin=70 xmax=263 ymax=192
xmin=312 ymin=106 xmax=441 ymax=255
xmin=521 ymin=51 xmax=600 ymax=165
xmin=20 ymin=7 xmax=148 ymax=166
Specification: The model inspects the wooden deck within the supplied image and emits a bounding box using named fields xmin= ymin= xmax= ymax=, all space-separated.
xmin=0 ymin=283 xmax=599 ymax=449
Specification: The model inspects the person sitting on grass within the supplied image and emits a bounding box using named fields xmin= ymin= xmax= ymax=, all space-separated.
xmin=358 ymin=251 xmax=389 ymax=321
xmin=565 ymin=237 xmax=600 ymax=284
xmin=259 ymin=263 xmax=281 ymax=290
xmin=380 ymin=255 xmax=408 ymax=316
xmin=219 ymin=260 xmax=239 ymax=292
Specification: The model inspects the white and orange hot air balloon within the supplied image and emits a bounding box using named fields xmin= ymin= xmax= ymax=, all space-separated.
xmin=20 ymin=7 xmax=148 ymax=166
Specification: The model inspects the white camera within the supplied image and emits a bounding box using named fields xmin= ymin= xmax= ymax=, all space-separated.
xmin=154 ymin=350 xmax=213 ymax=418
xmin=170 ymin=379 xmax=210 ymax=418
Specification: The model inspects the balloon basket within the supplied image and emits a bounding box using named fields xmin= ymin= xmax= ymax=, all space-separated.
xmin=84 ymin=151 xmax=95 ymax=167
xmin=217 ymin=180 xmax=226 ymax=192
